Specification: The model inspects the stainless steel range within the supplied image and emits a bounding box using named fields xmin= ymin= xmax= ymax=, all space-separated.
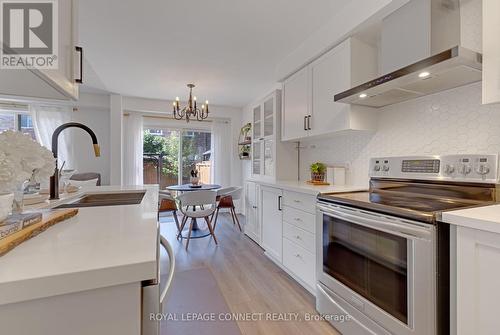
xmin=316 ymin=155 xmax=499 ymax=335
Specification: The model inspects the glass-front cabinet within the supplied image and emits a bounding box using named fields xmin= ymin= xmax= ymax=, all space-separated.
xmin=252 ymin=91 xmax=277 ymax=179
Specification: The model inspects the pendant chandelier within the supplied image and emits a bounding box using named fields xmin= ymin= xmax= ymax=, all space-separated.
xmin=172 ymin=84 xmax=209 ymax=122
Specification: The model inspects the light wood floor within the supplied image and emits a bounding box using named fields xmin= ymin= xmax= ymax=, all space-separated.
xmin=160 ymin=212 xmax=340 ymax=335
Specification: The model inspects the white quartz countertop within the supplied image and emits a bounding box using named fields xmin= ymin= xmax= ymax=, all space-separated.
xmin=0 ymin=185 xmax=159 ymax=306
xmin=246 ymin=178 xmax=367 ymax=195
xmin=442 ymin=204 xmax=500 ymax=234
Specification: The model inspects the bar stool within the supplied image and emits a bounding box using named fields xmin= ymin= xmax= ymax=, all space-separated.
xmin=176 ymin=190 xmax=218 ymax=250
xmin=213 ymin=186 xmax=243 ymax=232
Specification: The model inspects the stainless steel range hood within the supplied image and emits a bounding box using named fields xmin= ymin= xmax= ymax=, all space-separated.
xmin=335 ymin=0 xmax=482 ymax=108
xmin=334 ymin=46 xmax=482 ymax=107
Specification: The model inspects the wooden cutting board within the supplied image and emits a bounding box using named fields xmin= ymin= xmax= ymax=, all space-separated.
xmin=0 ymin=208 xmax=78 ymax=257
xmin=306 ymin=180 xmax=331 ymax=186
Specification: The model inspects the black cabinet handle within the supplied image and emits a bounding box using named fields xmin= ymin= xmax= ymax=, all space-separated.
xmin=303 ymin=116 xmax=307 ymax=131
xmin=307 ymin=115 xmax=312 ymax=130
xmin=75 ymin=46 xmax=83 ymax=84
xmin=278 ymin=195 xmax=282 ymax=211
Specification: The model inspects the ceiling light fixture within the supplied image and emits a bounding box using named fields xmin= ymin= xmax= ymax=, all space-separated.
xmin=172 ymin=84 xmax=209 ymax=122
xmin=359 ymin=93 xmax=368 ymax=99
xmin=419 ymin=71 xmax=430 ymax=78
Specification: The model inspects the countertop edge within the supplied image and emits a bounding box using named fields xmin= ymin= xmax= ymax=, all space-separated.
xmin=245 ymin=178 xmax=367 ymax=195
xmin=442 ymin=208 xmax=500 ymax=235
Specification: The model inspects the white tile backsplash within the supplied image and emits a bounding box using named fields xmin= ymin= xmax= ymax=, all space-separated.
xmin=300 ymin=83 xmax=500 ymax=186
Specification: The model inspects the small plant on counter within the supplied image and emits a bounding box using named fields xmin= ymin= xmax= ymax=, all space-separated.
xmin=310 ymin=162 xmax=327 ymax=182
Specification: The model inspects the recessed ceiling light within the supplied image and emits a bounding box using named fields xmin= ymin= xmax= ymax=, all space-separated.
xmin=419 ymin=71 xmax=430 ymax=78
xmin=359 ymin=93 xmax=368 ymax=99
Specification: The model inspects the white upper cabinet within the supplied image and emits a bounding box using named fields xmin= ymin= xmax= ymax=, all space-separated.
xmin=251 ymin=90 xmax=297 ymax=181
xmin=0 ymin=0 xmax=81 ymax=101
xmin=282 ymin=67 xmax=310 ymax=141
xmin=281 ymin=38 xmax=378 ymax=142
xmin=483 ymin=0 xmax=500 ymax=104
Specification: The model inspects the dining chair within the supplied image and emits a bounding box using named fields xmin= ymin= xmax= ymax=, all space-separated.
xmin=176 ymin=190 xmax=218 ymax=250
xmin=158 ymin=190 xmax=181 ymax=238
xmin=213 ymin=186 xmax=243 ymax=232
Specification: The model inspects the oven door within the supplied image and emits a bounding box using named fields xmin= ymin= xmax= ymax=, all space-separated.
xmin=316 ymin=202 xmax=436 ymax=335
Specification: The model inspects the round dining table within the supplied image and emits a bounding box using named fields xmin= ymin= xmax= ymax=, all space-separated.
xmin=165 ymin=184 xmax=221 ymax=239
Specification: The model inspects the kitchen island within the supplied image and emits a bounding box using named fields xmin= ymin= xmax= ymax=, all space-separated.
xmin=0 ymin=185 xmax=159 ymax=335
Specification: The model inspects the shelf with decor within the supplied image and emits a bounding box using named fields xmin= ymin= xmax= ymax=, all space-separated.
xmin=238 ymin=123 xmax=252 ymax=160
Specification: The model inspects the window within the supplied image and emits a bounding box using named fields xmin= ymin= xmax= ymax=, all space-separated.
xmin=0 ymin=111 xmax=36 ymax=140
xmin=143 ymin=127 xmax=211 ymax=188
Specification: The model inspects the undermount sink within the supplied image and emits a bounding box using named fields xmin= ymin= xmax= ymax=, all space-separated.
xmin=54 ymin=191 xmax=146 ymax=209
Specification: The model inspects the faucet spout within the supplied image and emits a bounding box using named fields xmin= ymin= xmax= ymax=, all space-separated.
xmin=50 ymin=122 xmax=100 ymax=200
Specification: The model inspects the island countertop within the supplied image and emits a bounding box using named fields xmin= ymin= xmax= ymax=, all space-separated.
xmin=442 ymin=204 xmax=500 ymax=234
xmin=0 ymin=185 xmax=159 ymax=306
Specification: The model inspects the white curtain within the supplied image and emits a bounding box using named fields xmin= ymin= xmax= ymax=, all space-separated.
xmin=30 ymin=104 xmax=73 ymax=169
xmin=211 ymin=120 xmax=231 ymax=188
xmin=123 ymin=113 xmax=144 ymax=186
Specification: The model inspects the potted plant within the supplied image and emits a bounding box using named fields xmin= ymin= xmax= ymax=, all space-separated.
xmin=310 ymin=162 xmax=327 ymax=182
xmin=241 ymin=123 xmax=252 ymax=142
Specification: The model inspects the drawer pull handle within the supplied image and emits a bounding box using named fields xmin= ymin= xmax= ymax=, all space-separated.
xmin=294 ymin=218 xmax=302 ymax=221
xmin=293 ymin=200 xmax=301 ymax=203
xmin=294 ymin=253 xmax=301 ymax=258
xmin=295 ymin=235 xmax=301 ymax=240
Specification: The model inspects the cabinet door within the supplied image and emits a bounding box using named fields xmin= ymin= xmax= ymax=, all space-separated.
xmin=263 ymin=139 xmax=274 ymax=177
xmin=244 ymin=182 xmax=261 ymax=244
xmin=282 ymin=67 xmax=309 ymax=141
xmin=456 ymin=226 xmax=500 ymax=335
xmin=263 ymin=96 xmax=274 ymax=137
xmin=253 ymin=105 xmax=262 ymax=140
xmin=483 ymin=0 xmax=500 ymax=104
xmin=261 ymin=186 xmax=283 ymax=262
xmin=39 ymin=0 xmax=79 ymax=100
xmin=252 ymin=142 xmax=261 ymax=176
xmin=310 ymin=40 xmax=350 ymax=136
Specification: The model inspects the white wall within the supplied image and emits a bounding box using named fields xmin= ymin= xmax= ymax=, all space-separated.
xmin=298 ymin=83 xmax=500 ymax=186
xmin=68 ymin=93 xmax=111 ymax=185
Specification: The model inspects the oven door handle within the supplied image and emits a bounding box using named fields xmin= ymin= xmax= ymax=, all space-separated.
xmin=319 ymin=206 xmax=433 ymax=240
xmin=159 ymin=235 xmax=175 ymax=308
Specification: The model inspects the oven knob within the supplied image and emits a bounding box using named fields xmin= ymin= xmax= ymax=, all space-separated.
xmin=476 ymin=164 xmax=490 ymax=176
xmin=444 ymin=164 xmax=455 ymax=175
xmin=458 ymin=165 xmax=472 ymax=175
xmin=374 ymin=165 xmax=381 ymax=172
xmin=382 ymin=165 xmax=390 ymax=172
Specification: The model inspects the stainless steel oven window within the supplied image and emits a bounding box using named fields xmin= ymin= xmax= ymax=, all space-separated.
xmin=322 ymin=213 xmax=409 ymax=323
xmin=316 ymin=203 xmax=436 ymax=335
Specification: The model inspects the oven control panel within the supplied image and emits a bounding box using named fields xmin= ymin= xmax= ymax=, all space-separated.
xmin=369 ymin=155 xmax=499 ymax=183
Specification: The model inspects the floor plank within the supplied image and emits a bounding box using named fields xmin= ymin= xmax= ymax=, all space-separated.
xmin=159 ymin=211 xmax=340 ymax=335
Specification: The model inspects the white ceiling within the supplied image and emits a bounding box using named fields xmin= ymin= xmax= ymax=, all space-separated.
xmin=79 ymin=0 xmax=348 ymax=107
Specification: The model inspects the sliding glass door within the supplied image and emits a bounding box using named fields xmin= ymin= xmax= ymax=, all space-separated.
xmin=143 ymin=127 xmax=211 ymax=188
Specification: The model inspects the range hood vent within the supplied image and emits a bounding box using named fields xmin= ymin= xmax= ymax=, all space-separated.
xmin=335 ymin=0 xmax=482 ymax=108
xmin=334 ymin=46 xmax=482 ymax=107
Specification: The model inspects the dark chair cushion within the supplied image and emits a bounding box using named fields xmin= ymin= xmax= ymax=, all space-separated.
xmin=70 ymin=173 xmax=102 ymax=186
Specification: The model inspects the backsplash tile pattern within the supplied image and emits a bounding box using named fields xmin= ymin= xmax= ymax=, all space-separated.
xmin=300 ymin=83 xmax=500 ymax=185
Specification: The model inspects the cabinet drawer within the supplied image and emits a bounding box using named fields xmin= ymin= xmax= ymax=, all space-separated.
xmin=283 ymin=222 xmax=315 ymax=253
xmin=283 ymin=238 xmax=315 ymax=289
xmin=283 ymin=206 xmax=315 ymax=233
xmin=283 ymin=190 xmax=316 ymax=213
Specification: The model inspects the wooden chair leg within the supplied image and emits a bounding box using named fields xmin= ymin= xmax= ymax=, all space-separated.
xmin=205 ymin=216 xmax=218 ymax=245
xmin=185 ymin=218 xmax=194 ymax=250
xmin=177 ymin=215 xmax=188 ymax=239
xmin=212 ymin=207 xmax=220 ymax=231
xmin=172 ymin=210 xmax=181 ymax=234
xmin=231 ymin=207 xmax=242 ymax=232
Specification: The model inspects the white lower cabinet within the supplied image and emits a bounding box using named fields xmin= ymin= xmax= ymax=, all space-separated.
xmin=261 ymin=186 xmax=283 ymax=262
xmin=248 ymin=183 xmax=317 ymax=294
xmin=244 ymin=181 xmax=261 ymax=244
xmin=283 ymin=238 xmax=315 ymax=289
xmin=455 ymin=225 xmax=500 ymax=335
